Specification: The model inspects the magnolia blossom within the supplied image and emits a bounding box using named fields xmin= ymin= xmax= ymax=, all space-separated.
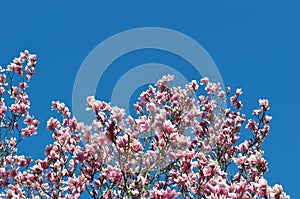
xmin=0 ymin=51 xmax=290 ymax=198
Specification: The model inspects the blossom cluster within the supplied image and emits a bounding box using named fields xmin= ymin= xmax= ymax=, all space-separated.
xmin=0 ymin=51 xmax=290 ymax=198
xmin=0 ymin=50 xmax=39 ymax=198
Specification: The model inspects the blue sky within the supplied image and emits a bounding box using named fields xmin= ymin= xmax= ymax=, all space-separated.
xmin=0 ymin=1 xmax=299 ymax=197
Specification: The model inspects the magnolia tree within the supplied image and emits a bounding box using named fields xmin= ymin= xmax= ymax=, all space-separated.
xmin=0 ymin=51 xmax=290 ymax=199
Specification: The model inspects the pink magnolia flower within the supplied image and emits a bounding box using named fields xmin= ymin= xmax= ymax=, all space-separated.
xmin=235 ymin=88 xmax=243 ymax=96
xmin=200 ymin=77 xmax=209 ymax=85
xmin=259 ymin=99 xmax=270 ymax=111
xmin=47 ymin=117 xmax=60 ymax=130
xmin=135 ymin=116 xmax=150 ymax=133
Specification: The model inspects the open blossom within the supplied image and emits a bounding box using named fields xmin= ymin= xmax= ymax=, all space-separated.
xmin=47 ymin=117 xmax=60 ymax=130
xmin=235 ymin=88 xmax=242 ymax=96
xmin=246 ymin=119 xmax=259 ymax=132
xmin=156 ymin=74 xmax=174 ymax=91
xmin=253 ymin=108 xmax=262 ymax=115
xmin=259 ymin=99 xmax=270 ymax=111
xmin=200 ymin=77 xmax=209 ymax=85
xmin=264 ymin=115 xmax=272 ymax=123
xmin=218 ymin=90 xmax=225 ymax=98
xmin=163 ymin=120 xmax=176 ymax=134
xmin=146 ymin=101 xmax=158 ymax=114
xmin=135 ymin=116 xmax=150 ymax=133
xmin=186 ymin=80 xmax=199 ymax=91
xmin=23 ymin=115 xmax=39 ymax=126
xmin=66 ymin=176 xmax=86 ymax=194
xmin=21 ymin=125 xmax=37 ymax=138
xmin=86 ymin=96 xmax=111 ymax=113
xmin=205 ymin=82 xmax=221 ymax=95
xmin=111 ymin=106 xmax=125 ymax=125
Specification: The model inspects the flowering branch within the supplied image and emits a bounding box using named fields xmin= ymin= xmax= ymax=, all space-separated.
xmin=0 ymin=51 xmax=290 ymax=198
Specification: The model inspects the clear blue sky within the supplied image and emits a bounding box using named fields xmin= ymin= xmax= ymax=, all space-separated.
xmin=0 ymin=1 xmax=299 ymax=197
